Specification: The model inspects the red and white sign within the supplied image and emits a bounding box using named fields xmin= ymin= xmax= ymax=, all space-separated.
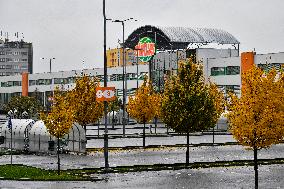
xmin=96 ymin=87 xmax=116 ymax=101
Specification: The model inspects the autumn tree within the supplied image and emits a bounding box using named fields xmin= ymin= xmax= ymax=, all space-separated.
xmin=5 ymin=96 xmax=42 ymax=119
xmin=68 ymin=75 xmax=104 ymax=132
xmin=227 ymin=66 xmax=284 ymax=189
xmin=161 ymin=58 xmax=224 ymax=165
xmin=127 ymin=78 xmax=158 ymax=147
xmin=40 ymin=87 xmax=74 ymax=175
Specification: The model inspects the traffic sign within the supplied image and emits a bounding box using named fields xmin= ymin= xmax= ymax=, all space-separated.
xmin=96 ymin=87 xmax=116 ymax=101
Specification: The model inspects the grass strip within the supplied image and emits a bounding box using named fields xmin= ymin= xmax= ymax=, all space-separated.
xmin=0 ymin=164 xmax=88 ymax=181
xmin=1 ymin=158 xmax=284 ymax=181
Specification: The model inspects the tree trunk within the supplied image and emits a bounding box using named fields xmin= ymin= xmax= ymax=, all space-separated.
xmin=97 ymin=121 xmax=100 ymax=137
xmin=254 ymin=146 xmax=258 ymax=189
xmin=112 ymin=110 xmax=115 ymax=129
xmin=143 ymin=121 xmax=146 ymax=147
xmin=154 ymin=117 xmax=157 ymax=134
xmin=213 ymin=126 xmax=215 ymax=144
xmin=57 ymin=137 xmax=60 ymax=175
xmin=186 ymin=131 xmax=189 ymax=165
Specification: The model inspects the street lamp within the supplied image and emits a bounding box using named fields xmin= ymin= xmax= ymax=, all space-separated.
xmin=41 ymin=57 xmax=55 ymax=73
xmin=133 ymin=48 xmax=142 ymax=89
xmin=112 ymin=17 xmax=137 ymax=136
xmin=103 ymin=0 xmax=109 ymax=169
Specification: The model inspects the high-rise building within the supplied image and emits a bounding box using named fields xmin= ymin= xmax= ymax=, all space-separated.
xmin=0 ymin=39 xmax=33 ymax=76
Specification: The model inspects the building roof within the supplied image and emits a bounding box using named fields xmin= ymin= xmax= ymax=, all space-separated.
xmin=125 ymin=25 xmax=240 ymax=50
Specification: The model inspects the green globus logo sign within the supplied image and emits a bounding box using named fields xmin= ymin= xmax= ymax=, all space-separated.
xmin=135 ymin=37 xmax=156 ymax=62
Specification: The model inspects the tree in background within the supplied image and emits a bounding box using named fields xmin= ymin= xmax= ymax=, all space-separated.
xmin=108 ymin=97 xmax=122 ymax=129
xmin=68 ymin=75 xmax=104 ymax=132
xmin=40 ymin=87 xmax=74 ymax=175
xmin=152 ymin=93 xmax=162 ymax=134
xmin=161 ymin=58 xmax=224 ymax=165
xmin=228 ymin=66 xmax=284 ymax=189
xmin=127 ymin=78 xmax=158 ymax=147
xmin=5 ymin=96 xmax=42 ymax=119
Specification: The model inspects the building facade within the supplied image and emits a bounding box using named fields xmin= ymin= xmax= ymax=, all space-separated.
xmin=0 ymin=48 xmax=283 ymax=112
xmin=0 ymin=65 xmax=149 ymax=111
xmin=0 ymin=39 xmax=33 ymax=76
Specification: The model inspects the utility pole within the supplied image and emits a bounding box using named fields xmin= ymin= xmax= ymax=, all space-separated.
xmin=112 ymin=18 xmax=137 ymax=136
xmin=103 ymin=0 xmax=109 ymax=169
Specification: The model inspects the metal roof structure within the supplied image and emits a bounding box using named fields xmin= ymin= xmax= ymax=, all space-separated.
xmin=125 ymin=25 xmax=240 ymax=50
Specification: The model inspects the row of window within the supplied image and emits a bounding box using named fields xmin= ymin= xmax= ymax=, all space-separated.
xmin=211 ymin=66 xmax=240 ymax=76
xmin=0 ymin=65 xmax=28 ymax=69
xmin=258 ymin=63 xmax=283 ymax=72
xmin=0 ymin=72 xmax=148 ymax=87
xmin=0 ymin=88 xmax=138 ymax=106
xmin=1 ymin=80 xmax=22 ymax=87
xmin=0 ymin=58 xmax=28 ymax=62
xmin=0 ymin=51 xmax=28 ymax=55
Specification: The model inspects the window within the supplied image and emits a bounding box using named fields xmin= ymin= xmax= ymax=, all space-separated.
xmin=110 ymin=74 xmax=117 ymax=81
xmin=21 ymin=64 xmax=28 ymax=69
xmin=21 ymin=52 xmax=28 ymax=55
xmin=0 ymin=65 xmax=5 ymax=69
xmin=29 ymin=80 xmax=36 ymax=86
xmin=127 ymin=73 xmax=136 ymax=80
xmin=67 ymin=77 xmax=76 ymax=83
xmin=6 ymin=58 xmax=13 ymax=62
xmin=13 ymin=65 xmax=20 ymax=69
xmin=14 ymin=52 xmax=21 ymax=55
xmin=1 ymin=82 xmax=6 ymax=87
xmin=226 ymin=66 xmax=240 ymax=75
xmin=7 ymin=81 xmax=13 ymax=87
xmin=6 ymin=52 xmax=13 ymax=55
xmin=117 ymin=74 xmax=123 ymax=81
xmin=54 ymin=78 xmax=68 ymax=84
xmin=37 ymin=79 xmax=52 ymax=85
xmin=21 ymin=59 xmax=28 ymax=62
xmin=211 ymin=67 xmax=225 ymax=76
xmin=95 ymin=75 xmax=104 ymax=82
xmin=0 ymin=51 xmax=5 ymax=55
xmin=5 ymin=65 xmax=12 ymax=69
xmin=0 ymin=58 xmax=5 ymax=62
xmin=13 ymin=81 xmax=21 ymax=86
xmin=258 ymin=63 xmax=284 ymax=72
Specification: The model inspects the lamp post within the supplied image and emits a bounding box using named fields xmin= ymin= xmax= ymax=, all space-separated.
xmin=103 ymin=0 xmax=109 ymax=169
xmin=41 ymin=57 xmax=55 ymax=73
xmin=133 ymin=48 xmax=142 ymax=89
xmin=112 ymin=18 xmax=137 ymax=136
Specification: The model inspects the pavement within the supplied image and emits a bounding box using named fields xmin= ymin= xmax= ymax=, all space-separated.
xmin=0 ymin=136 xmax=283 ymax=170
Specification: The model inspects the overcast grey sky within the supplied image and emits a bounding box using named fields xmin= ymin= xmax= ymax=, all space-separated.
xmin=0 ymin=0 xmax=284 ymax=73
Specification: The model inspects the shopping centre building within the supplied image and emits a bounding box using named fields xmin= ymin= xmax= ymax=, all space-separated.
xmin=0 ymin=25 xmax=283 ymax=111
